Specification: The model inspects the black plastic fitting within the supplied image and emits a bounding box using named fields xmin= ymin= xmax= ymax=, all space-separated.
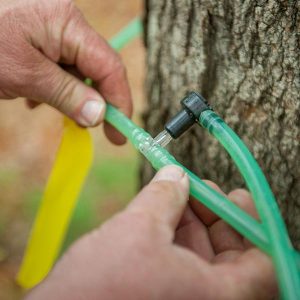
xmin=165 ymin=92 xmax=211 ymax=139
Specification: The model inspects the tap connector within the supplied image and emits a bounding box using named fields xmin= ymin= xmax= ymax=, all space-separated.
xmin=165 ymin=92 xmax=211 ymax=139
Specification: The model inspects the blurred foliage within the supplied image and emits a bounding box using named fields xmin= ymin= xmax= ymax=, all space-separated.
xmin=62 ymin=154 xmax=139 ymax=252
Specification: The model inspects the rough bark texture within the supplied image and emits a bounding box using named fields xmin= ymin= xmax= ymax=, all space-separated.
xmin=142 ymin=0 xmax=300 ymax=247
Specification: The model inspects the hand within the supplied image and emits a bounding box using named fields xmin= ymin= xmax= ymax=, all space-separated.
xmin=26 ymin=166 xmax=277 ymax=300
xmin=0 ymin=0 xmax=132 ymax=144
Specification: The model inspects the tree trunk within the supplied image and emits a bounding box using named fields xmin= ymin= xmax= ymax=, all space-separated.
xmin=142 ymin=0 xmax=300 ymax=247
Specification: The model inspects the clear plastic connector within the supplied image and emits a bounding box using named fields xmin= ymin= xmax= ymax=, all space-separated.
xmin=153 ymin=130 xmax=173 ymax=148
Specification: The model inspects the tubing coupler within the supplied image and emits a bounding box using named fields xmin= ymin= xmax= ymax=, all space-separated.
xmin=165 ymin=91 xmax=211 ymax=139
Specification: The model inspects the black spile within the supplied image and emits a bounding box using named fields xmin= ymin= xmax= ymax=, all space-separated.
xmin=165 ymin=92 xmax=211 ymax=139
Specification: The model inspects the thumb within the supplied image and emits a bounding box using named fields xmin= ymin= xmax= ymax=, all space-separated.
xmin=127 ymin=165 xmax=189 ymax=240
xmin=26 ymin=47 xmax=106 ymax=127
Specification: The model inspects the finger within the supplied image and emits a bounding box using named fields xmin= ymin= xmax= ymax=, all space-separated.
xmin=20 ymin=45 xmax=106 ymax=127
xmin=222 ymin=249 xmax=277 ymax=300
xmin=228 ymin=189 xmax=259 ymax=220
xmin=209 ymin=188 xmax=258 ymax=254
xmin=127 ymin=165 xmax=189 ymax=241
xmin=228 ymin=189 xmax=259 ymax=248
xmin=209 ymin=219 xmax=245 ymax=255
xmin=175 ymin=206 xmax=215 ymax=261
xmin=190 ymin=180 xmax=226 ymax=226
xmin=60 ymin=9 xmax=132 ymax=144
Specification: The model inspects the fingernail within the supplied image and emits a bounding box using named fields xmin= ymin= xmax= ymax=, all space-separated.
xmin=79 ymin=100 xmax=105 ymax=126
xmin=153 ymin=165 xmax=185 ymax=182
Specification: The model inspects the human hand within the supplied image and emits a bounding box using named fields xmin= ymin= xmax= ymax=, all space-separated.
xmin=26 ymin=166 xmax=277 ymax=300
xmin=0 ymin=0 xmax=132 ymax=144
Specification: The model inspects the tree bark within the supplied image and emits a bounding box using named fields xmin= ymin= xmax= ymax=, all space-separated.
xmin=142 ymin=0 xmax=300 ymax=247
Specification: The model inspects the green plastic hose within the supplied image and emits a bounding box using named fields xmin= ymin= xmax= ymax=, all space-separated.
xmin=85 ymin=18 xmax=142 ymax=86
xmin=105 ymin=105 xmax=300 ymax=269
xmin=105 ymin=106 xmax=267 ymax=247
xmin=198 ymin=110 xmax=300 ymax=299
xmin=109 ymin=18 xmax=143 ymax=51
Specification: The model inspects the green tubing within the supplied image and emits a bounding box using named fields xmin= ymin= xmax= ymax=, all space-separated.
xmin=199 ymin=110 xmax=300 ymax=299
xmin=85 ymin=18 xmax=143 ymax=87
xmin=104 ymin=105 xmax=265 ymax=245
xmin=105 ymin=105 xmax=300 ymax=269
xmin=109 ymin=18 xmax=143 ymax=51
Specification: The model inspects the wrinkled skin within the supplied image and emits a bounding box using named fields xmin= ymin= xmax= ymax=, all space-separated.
xmin=0 ymin=0 xmax=132 ymax=144
xmin=27 ymin=166 xmax=277 ymax=300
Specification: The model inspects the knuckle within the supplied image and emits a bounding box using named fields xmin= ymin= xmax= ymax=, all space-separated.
xmin=104 ymin=52 xmax=127 ymax=79
xmin=84 ymin=30 xmax=98 ymax=46
xmin=228 ymin=188 xmax=252 ymax=201
xmin=203 ymin=179 xmax=222 ymax=192
xmin=52 ymin=76 xmax=77 ymax=109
